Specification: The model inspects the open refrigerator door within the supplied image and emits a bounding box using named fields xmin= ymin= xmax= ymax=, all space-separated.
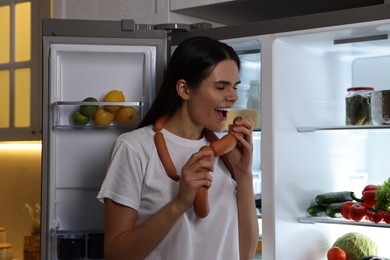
xmin=41 ymin=19 xmax=167 ymax=259
xmin=265 ymin=17 xmax=390 ymax=260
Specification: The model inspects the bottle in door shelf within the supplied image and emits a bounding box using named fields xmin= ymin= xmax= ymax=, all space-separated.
xmin=345 ymin=87 xmax=374 ymax=126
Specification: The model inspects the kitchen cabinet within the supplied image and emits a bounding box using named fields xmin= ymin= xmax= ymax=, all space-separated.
xmin=169 ymin=0 xmax=236 ymax=10
xmin=169 ymin=0 xmax=384 ymax=25
xmin=50 ymin=0 xmax=218 ymax=26
xmin=51 ymin=0 xmax=169 ymax=24
xmin=0 ymin=0 xmax=50 ymax=141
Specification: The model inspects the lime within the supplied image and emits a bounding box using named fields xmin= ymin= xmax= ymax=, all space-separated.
xmin=80 ymin=97 xmax=99 ymax=116
xmin=73 ymin=110 xmax=90 ymax=125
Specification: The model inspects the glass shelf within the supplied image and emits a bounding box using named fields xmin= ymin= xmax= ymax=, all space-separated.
xmin=51 ymin=101 xmax=144 ymax=129
xmin=297 ymin=125 xmax=390 ymax=133
xmin=298 ymin=217 xmax=390 ymax=228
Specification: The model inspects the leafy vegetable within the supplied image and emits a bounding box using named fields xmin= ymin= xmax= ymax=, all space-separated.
xmin=333 ymin=232 xmax=377 ymax=260
xmin=373 ymin=178 xmax=390 ymax=212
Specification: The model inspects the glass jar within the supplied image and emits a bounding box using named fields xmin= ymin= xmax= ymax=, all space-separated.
xmin=345 ymin=87 xmax=374 ymax=125
xmin=0 ymin=243 xmax=13 ymax=260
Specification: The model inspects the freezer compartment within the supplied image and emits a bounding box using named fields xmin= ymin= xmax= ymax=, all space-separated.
xmin=52 ymin=101 xmax=144 ymax=128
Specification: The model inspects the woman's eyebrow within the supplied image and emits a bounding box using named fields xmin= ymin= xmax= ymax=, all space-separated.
xmin=214 ymin=80 xmax=241 ymax=85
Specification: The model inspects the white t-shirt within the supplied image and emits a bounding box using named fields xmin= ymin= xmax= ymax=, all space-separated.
xmin=97 ymin=125 xmax=239 ymax=260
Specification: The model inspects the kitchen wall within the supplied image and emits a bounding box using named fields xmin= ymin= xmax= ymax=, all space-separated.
xmin=0 ymin=142 xmax=41 ymax=260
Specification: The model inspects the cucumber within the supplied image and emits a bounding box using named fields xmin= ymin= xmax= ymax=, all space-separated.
xmin=307 ymin=205 xmax=326 ymax=216
xmin=325 ymin=202 xmax=344 ymax=218
xmin=315 ymin=191 xmax=357 ymax=206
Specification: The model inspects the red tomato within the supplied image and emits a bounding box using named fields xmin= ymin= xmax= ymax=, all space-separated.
xmin=340 ymin=201 xmax=355 ymax=220
xmin=327 ymin=247 xmax=347 ymax=260
xmin=365 ymin=210 xmax=373 ymax=221
xmin=383 ymin=212 xmax=390 ymax=224
xmin=370 ymin=211 xmax=384 ymax=223
xmin=349 ymin=204 xmax=367 ymax=222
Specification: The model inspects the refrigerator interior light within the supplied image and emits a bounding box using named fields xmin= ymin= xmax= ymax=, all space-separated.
xmin=334 ymin=34 xmax=388 ymax=45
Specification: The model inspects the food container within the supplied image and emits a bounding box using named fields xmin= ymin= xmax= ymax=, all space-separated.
xmin=345 ymin=87 xmax=374 ymax=125
xmin=371 ymin=90 xmax=390 ymax=125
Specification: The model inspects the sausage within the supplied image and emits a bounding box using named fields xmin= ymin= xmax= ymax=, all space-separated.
xmin=210 ymin=133 xmax=237 ymax=156
xmin=154 ymin=115 xmax=168 ymax=132
xmin=154 ymin=131 xmax=180 ymax=181
xmin=154 ymin=115 xmax=243 ymax=217
xmin=193 ymin=146 xmax=214 ymax=218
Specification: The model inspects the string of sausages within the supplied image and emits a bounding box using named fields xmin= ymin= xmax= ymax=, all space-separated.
xmin=153 ymin=115 xmax=240 ymax=218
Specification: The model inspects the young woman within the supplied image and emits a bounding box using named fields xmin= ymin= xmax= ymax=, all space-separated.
xmin=97 ymin=36 xmax=259 ymax=260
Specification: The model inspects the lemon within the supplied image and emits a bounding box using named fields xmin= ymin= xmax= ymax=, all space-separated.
xmin=92 ymin=107 xmax=114 ymax=126
xmin=103 ymin=90 xmax=125 ymax=112
xmin=73 ymin=110 xmax=90 ymax=125
xmin=80 ymin=97 xmax=98 ymax=116
xmin=115 ymin=106 xmax=138 ymax=126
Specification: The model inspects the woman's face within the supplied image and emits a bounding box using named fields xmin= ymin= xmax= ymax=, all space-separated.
xmin=187 ymin=59 xmax=240 ymax=132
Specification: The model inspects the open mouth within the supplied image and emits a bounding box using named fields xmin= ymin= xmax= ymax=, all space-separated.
xmin=215 ymin=107 xmax=231 ymax=118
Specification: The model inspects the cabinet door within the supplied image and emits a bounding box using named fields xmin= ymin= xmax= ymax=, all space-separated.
xmin=0 ymin=0 xmax=49 ymax=141
xmin=170 ymin=0 xmax=237 ymax=10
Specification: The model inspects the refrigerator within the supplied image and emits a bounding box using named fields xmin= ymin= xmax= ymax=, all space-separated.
xmin=41 ymin=19 xmax=262 ymax=260
xmin=42 ymin=5 xmax=390 ymax=259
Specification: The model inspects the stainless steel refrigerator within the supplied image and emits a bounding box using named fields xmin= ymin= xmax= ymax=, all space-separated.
xmin=42 ymin=5 xmax=390 ymax=259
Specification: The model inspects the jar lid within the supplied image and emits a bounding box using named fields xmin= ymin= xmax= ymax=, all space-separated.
xmin=0 ymin=242 xmax=12 ymax=249
xmin=347 ymin=87 xmax=374 ymax=91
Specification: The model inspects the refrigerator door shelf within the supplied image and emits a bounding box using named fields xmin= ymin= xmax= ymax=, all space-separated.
xmin=51 ymin=101 xmax=144 ymax=129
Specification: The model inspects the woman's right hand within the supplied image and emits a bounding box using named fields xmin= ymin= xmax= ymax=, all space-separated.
xmin=174 ymin=148 xmax=214 ymax=211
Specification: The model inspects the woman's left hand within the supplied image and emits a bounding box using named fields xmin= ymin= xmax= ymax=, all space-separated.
xmin=226 ymin=116 xmax=254 ymax=179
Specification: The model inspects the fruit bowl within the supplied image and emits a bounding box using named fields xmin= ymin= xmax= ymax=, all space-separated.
xmin=371 ymin=90 xmax=390 ymax=125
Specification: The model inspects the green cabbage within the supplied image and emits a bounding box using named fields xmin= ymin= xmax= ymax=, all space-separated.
xmin=332 ymin=232 xmax=377 ymax=260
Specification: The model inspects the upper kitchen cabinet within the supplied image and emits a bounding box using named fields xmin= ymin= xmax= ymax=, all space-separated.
xmin=170 ymin=0 xmax=385 ymax=25
xmin=0 ymin=0 xmax=50 ymax=141
xmin=52 ymin=0 xmax=169 ymax=24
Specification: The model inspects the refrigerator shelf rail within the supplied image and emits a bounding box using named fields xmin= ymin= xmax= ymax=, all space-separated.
xmin=51 ymin=101 xmax=144 ymax=129
xmin=298 ymin=217 xmax=390 ymax=228
xmin=297 ymin=125 xmax=390 ymax=132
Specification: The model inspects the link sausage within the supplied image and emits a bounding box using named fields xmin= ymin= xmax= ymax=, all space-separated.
xmin=154 ymin=116 xmax=242 ymax=218
xmin=193 ymin=146 xmax=214 ymax=218
xmin=154 ymin=131 xmax=180 ymax=181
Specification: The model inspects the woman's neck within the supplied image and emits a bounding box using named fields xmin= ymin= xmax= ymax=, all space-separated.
xmin=164 ymin=112 xmax=203 ymax=140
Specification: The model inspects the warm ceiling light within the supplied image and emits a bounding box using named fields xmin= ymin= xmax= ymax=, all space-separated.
xmin=0 ymin=141 xmax=41 ymax=151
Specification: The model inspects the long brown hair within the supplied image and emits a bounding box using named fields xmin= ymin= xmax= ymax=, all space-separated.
xmin=138 ymin=36 xmax=240 ymax=128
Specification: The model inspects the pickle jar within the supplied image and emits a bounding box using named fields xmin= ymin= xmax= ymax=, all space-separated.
xmin=346 ymin=87 xmax=374 ymax=125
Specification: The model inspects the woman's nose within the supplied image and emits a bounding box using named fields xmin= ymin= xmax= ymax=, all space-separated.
xmin=226 ymin=88 xmax=238 ymax=102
